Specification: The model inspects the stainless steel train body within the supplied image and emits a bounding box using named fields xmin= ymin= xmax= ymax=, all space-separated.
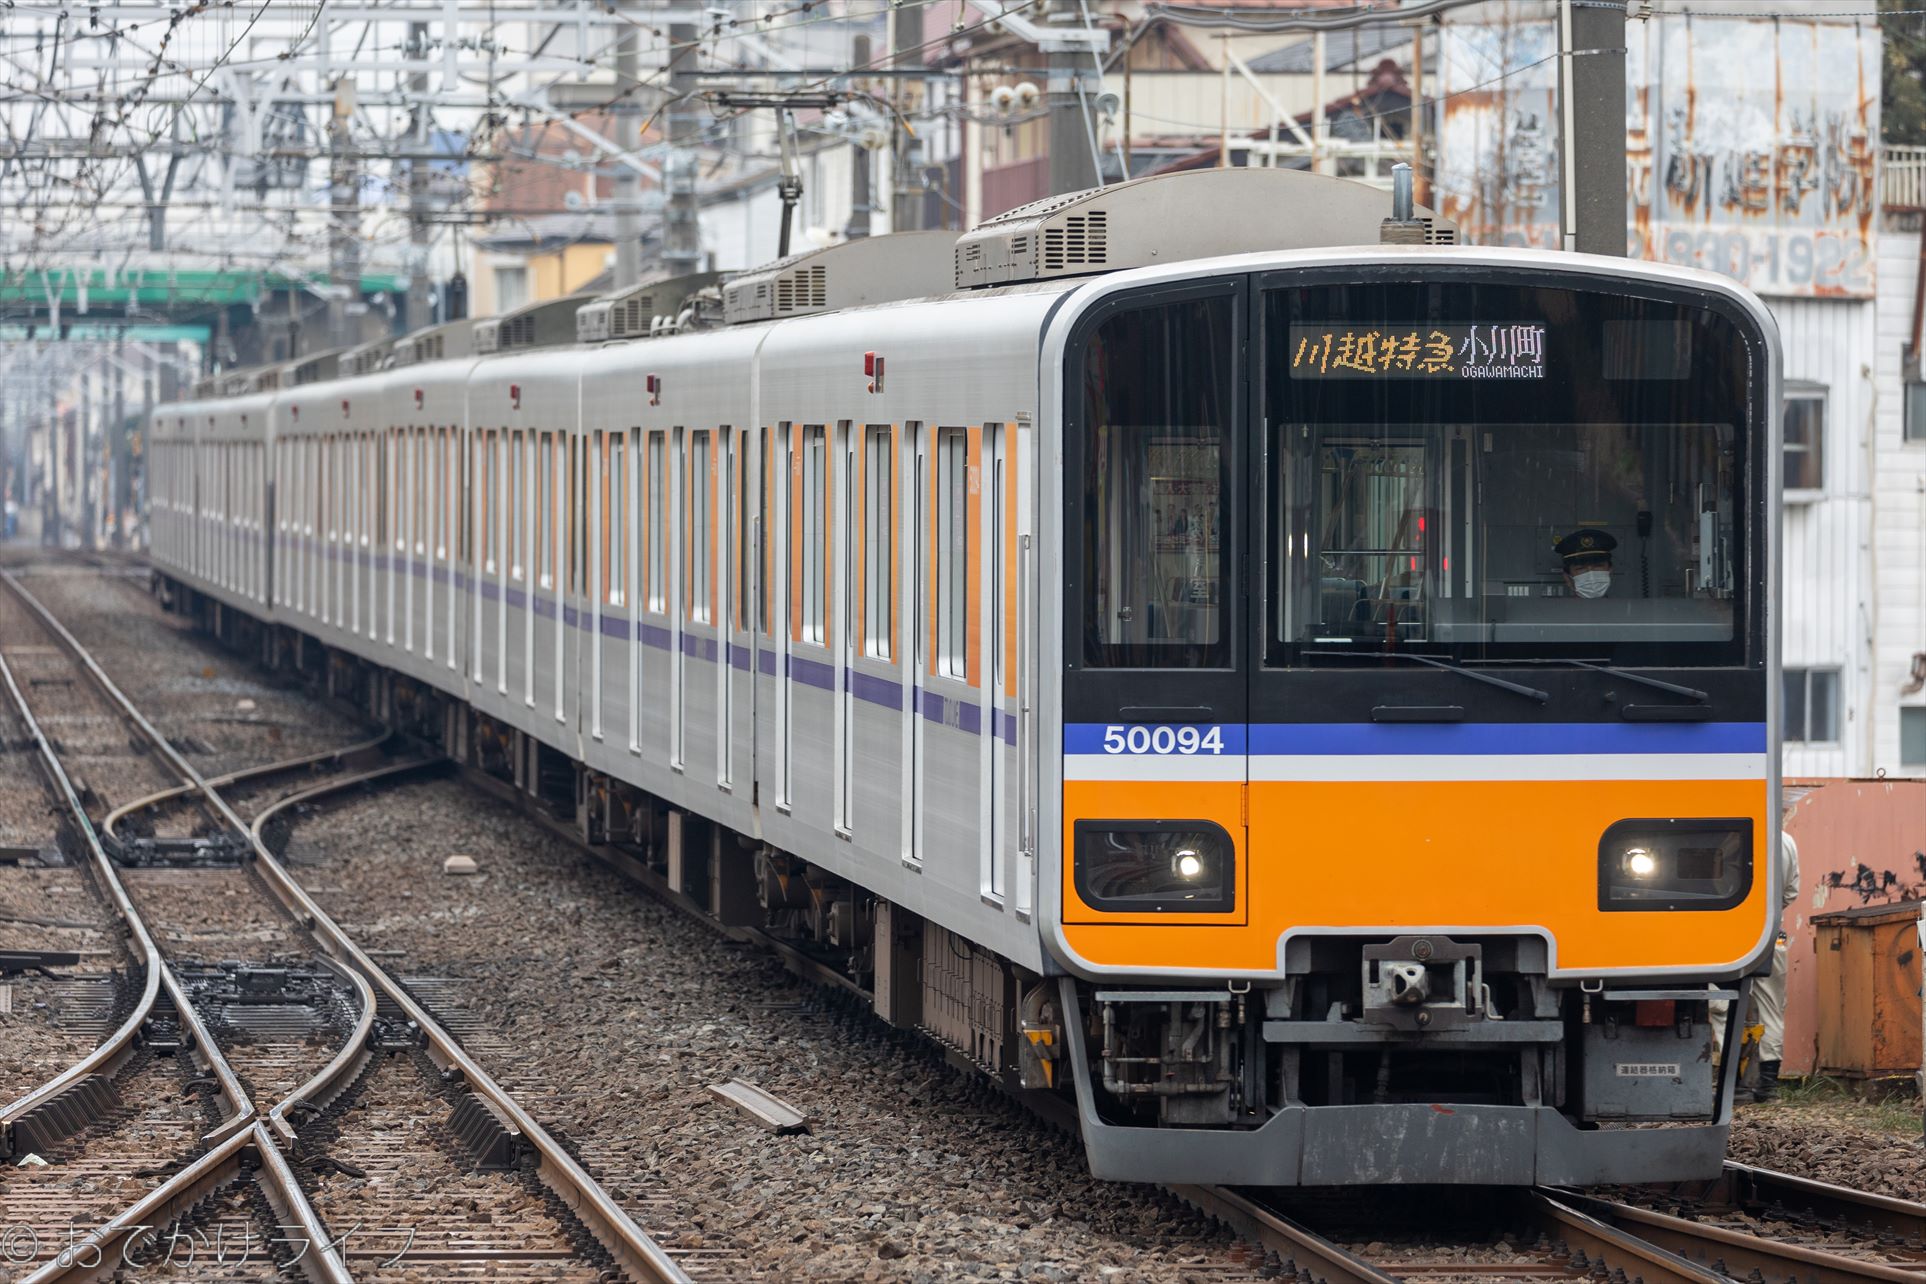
xmin=148 ymin=169 xmax=1782 ymax=1189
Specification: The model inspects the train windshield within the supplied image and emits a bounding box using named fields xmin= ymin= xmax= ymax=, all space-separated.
xmin=1263 ymin=279 xmax=1757 ymax=667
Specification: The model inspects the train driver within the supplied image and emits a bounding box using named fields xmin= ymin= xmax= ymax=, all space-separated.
xmin=1553 ymin=527 xmax=1618 ymax=599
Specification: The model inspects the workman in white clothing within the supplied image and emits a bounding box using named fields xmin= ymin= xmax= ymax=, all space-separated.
xmin=1710 ymin=830 xmax=1800 ymax=1103
xmin=1750 ymin=831 xmax=1800 ymax=1102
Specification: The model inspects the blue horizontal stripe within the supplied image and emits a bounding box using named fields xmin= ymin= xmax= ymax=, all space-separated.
xmin=1246 ymin=721 xmax=1766 ymax=756
xmin=1065 ymin=722 xmax=1763 ymax=757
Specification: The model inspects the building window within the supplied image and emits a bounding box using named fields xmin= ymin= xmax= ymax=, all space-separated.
xmin=1783 ymin=667 xmax=1839 ymax=743
xmin=494 ymin=264 xmax=529 ymax=311
xmin=864 ymin=426 xmax=893 ymax=659
xmin=937 ymin=427 xmax=969 ymax=679
xmin=1783 ymin=389 xmax=1825 ymax=492
xmin=801 ymin=425 xmax=826 ymax=643
xmin=1907 ymin=377 xmax=1926 ymax=443
xmin=1902 ymin=706 xmax=1926 ymax=766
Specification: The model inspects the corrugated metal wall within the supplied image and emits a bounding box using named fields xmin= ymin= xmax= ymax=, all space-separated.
xmin=1872 ymin=228 xmax=1926 ymax=777
xmin=1779 ymin=779 xmax=1926 ymax=1076
xmin=1774 ymin=294 xmax=1876 ymax=777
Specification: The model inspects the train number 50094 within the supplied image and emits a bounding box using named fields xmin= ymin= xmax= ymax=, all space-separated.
xmin=1100 ymin=724 xmax=1225 ymax=755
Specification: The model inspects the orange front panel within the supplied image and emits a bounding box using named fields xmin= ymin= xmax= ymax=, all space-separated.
xmin=1060 ymin=777 xmax=1771 ymax=975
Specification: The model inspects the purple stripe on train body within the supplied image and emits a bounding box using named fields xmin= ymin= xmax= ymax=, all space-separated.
xmin=285 ymin=557 xmax=1014 ymax=743
xmin=848 ymin=667 xmax=903 ymax=712
xmin=789 ymin=653 xmax=836 ymax=692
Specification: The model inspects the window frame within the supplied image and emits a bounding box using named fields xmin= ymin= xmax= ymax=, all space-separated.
xmin=648 ymin=431 xmax=667 ymax=613
xmin=1782 ymin=385 xmax=1826 ymax=498
xmin=863 ymin=425 xmax=894 ymax=660
xmin=936 ymin=426 xmax=970 ymax=679
xmin=1906 ymin=373 xmax=1926 ymax=444
xmin=800 ymin=425 xmax=827 ymax=645
xmin=1900 ymin=704 xmax=1926 ymax=766
xmin=1782 ymin=666 xmax=1841 ymax=744
xmin=691 ymin=429 xmax=713 ymax=623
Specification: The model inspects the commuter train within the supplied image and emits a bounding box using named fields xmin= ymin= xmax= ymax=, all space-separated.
xmin=147 ymin=167 xmax=1782 ymax=1187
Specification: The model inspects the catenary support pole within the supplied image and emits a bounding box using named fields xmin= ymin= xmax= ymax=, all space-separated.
xmin=613 ymin=1 xmax=644 ymax=288
xmin=1559 ymin=0 xmax=1627 ymax=256
xmin=663 ymin=7 xmax=703 ymax=276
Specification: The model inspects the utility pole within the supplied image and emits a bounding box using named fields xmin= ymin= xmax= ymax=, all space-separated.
xmin=1045 ymin=8 xmax=1099 ymax=196
xmin=890 ymin=3 xmax=924 ymax=231
xmin=329 ymin=75 xmax=362 ymax=348
xmin=79 ymin=368 xmax=92 ymax=551
xmin=111 ymin=343 xmax=126 ymax=548
xmin=845 ymin=35 xmax=873 ymax=241
xmin=406 ymin=23 xmax=436 ymax=330
xmin=662 ymin=9 xmax=703 ymax=277
xmin=612 ymin=1 xmax=644 ymax=288
xmin=1558 ymin=0 xmax=1626 ymax=256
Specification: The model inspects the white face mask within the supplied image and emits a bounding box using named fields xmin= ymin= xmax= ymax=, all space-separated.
xmin=1572 ymin=570 xmax=1611 ymax=599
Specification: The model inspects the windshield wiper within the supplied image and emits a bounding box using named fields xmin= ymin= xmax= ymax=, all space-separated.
xmin=1493 ymin=658 xmax=1707 ymax=703
xmin=1305 ymin=650 xmax=1549 ymax=704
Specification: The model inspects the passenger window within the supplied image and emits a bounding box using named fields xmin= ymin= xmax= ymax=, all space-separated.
xmin=1078 ymin=294 xmax=1233 ymax=668
xmin=801 ymin=425 xmax=827 ymax=644
xmin=511 ymin=431 xmax=526 ymax=581
xmin=691 ymin=431 xmax=713 ymax=622
xmin=603 ymin=433 xmax=627 ymax=607
xmin=937 ymin=427 xmax=969 ymax=678
xmin=648 ymin=432 xmax=666 ymax=611
xmin=760 ymin=429 xmax=775 ymax=634
xmin=864 ymin=426 xmax=893 ymax=659
xmin=535 ymin=433 xmax=550 ymax=589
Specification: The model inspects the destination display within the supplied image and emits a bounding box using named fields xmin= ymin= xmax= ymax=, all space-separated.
xmin=1288 ymin=323 xmax=1548 ymax=380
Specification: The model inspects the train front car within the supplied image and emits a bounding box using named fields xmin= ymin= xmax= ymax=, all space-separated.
xmin=1042 ymin=248 xmax=1778 ymax=1187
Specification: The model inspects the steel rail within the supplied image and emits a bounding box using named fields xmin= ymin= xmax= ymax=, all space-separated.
xmin=0 ymin=639 xmax=163 ymax=1138
xmin=0 ymin=570 xmax=691 ymax=1284
xmin=0 ymin=635 xmax=253 ymax=1149
xmin=1555 ymin=1189 xmax=1922 ymax=1284
xmin=1715 ymin=1160 xmax=1926 ymax=1243
xmin=250 ymin=761 xmax=436 ymax=1146
xmin=1526 ymin=1193 xmax=1729 ymax=1284
xmin=0 ymin=587 xmax=343 ymax=1283
xmin=100 ymin=730 xmax=395 ymax=840
xmin=1169 ymin=1186 xmax=1403 ymax=1284
xmin=19 ymin=1125 xmax=348 ymax=1284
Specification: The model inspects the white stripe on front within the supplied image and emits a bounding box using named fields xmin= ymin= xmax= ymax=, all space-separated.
xmin=1247 ymin=753 xmax=1769 ymax=783
xmin=1064 ymin=754 xmax=1246 ymax=783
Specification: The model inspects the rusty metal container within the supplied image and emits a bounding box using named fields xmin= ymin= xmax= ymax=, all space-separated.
xmin=1810 ymin=900 xmax=1923 ymax=1082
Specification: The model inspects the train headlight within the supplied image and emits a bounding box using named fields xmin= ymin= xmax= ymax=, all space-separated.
xmin=1074 ymin=821 xmax=1235 ymax=913
xmin=1598 ymin=819 xmax=1753 ymax=911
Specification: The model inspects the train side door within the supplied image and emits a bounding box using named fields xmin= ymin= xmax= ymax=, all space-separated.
xmin=1059 ymin=284 xmax=1249 ymax=924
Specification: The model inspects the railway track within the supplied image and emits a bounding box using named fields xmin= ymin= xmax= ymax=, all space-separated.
xmin=1175 ymin=1166 xmax=1926 ymax=1284
xmin=15 ymin=550 xmax=1920 ymax=1283
xmin=0 ymin=568 xmax=686 ymax=1283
